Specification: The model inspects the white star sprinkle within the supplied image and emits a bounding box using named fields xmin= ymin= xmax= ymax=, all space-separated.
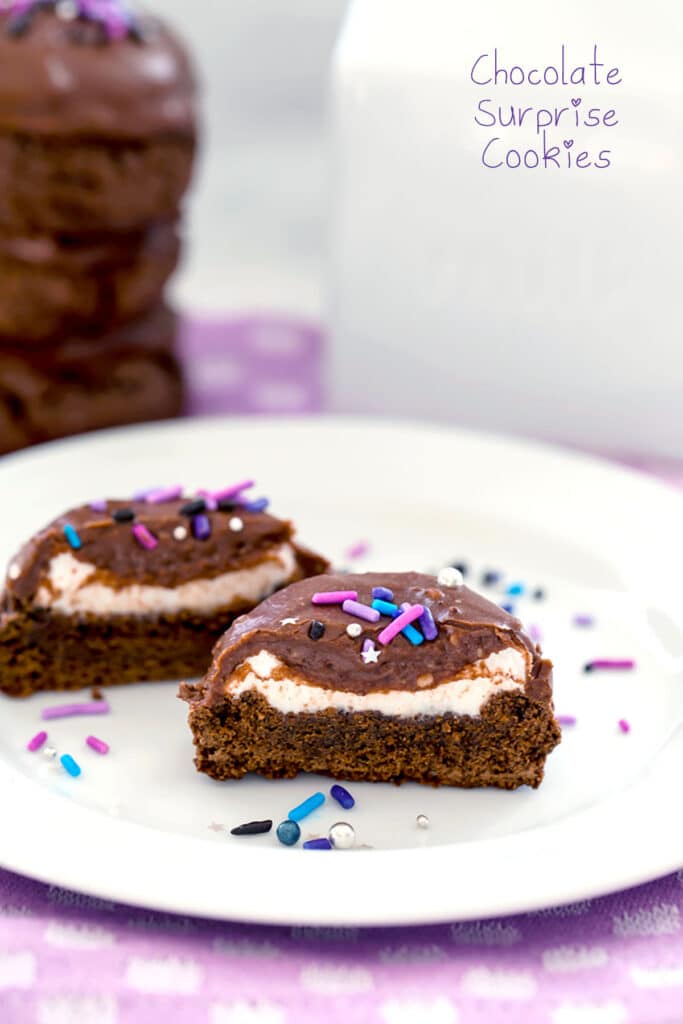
xmin=281 ymin=617 xmax=299 ymax=626
xmin=361 ymin=647 xmax=381 ymax=664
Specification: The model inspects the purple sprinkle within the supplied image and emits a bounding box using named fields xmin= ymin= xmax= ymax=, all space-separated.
xmin=27 ymin=730 xmax=47 ymax=752
xmin=618 ymin=719 xmax=631 ymax=734
xmin=89 ymin=499 xmax=107 ymax=513
xmin=372 ymin=586 xmax=394 ymax=602
xmin=342 ymin=599 xmax=380 ymax=623
xmin=132 ymin=523 xmax=158 ymax=551
xmin=145 ymin=485 xmax=183 ymax=504
xmin=573 ymin=614 xmax=595 ymax=627
xmin=418 ymin=606 xmax=438 ymax=641
xmin=584 ymin=659 xmax=635 ymax=672
xmin=132 ymin=486 xmax=161 ymax=500
xmin=303 ymin=838 xmax=332 ymax=851
xmin=242 ymin=497 xmax=270 ymax=513
xmin=86 ymin=735 xmax=110 ymax=755
xmin=192 ymin=513 xmax=211 ymax=541
xmin=42 ymin=701 xmax=111 ymax=721
xmin=556 ymin=715 xmax=577 ymax=727
xmin=210 ymin=480 xmax=255 ymax=502
xmin=528 ymin=624 xmax=543 ymax=643
xmin=361 ymin=638 xmax=374 ymax=653
xmin=346 ymin=540 xmax=370 ymax=560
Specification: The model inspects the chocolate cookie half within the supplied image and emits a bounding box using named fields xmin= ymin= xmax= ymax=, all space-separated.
xmin=0 ymin=489 xmax=329 ymax=695
xmin=181 ymin=571 xmax=561 ymax=789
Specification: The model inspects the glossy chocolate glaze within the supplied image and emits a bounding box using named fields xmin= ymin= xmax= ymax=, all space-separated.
xmin=3 ymin=499 xmax=329 ymax=608
xmin=0 ymin=9 xmax=196 ymax=138
xmin=200 ymin=572 xmax=554 ymax=702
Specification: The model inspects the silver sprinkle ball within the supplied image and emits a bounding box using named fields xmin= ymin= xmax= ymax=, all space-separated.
xmin=328 ymin=821 xmax=356 ymax=850
xmin=42 ymin=745 xmax=57 ymax=761
xmin=437 ymin=566 xmax=463 ymax=588
xmin=346 ymin=623 xmax=362 ymax=638
xmin=416 ymin=813 xmax=430 ymax=829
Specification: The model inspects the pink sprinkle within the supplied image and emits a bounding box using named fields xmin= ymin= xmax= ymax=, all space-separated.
xmin=27 ymin=730 xmax=47 ymax=752
xmin=132 ymin=524 xmax=158 ymax=550
xmin=556 ymin=715 xmax=577 ymax=727
xmin=86 ymin=735 xmax=110 ymax=755
xmin=342 ymin=599 xmax=380 ymax=623
xmin=312 ymin=590 xmax=358 ymax=605
xmin=197 ymin=491 xmax=218 ymax=511
xmin=378 ymin=604 xmax=424 ymax=646
xmin=584 ymin=659 xmax=635 ymax=672
xmin=528 ymin=624 xmax=543 ymax=643
xmin=42 ymin=701 xmax=111 ymax=721
xmin=346 ymin=540 xmax=370 ymax=560
xmin=145 ymin=485 xmax=183 ymax=504
xmin=618 ymin=719 xmax=631 ymax=734
xmin=210 ymin=480 xmax=255 ymax=502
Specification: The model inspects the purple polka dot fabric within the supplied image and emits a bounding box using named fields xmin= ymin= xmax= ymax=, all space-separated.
xmin=1 ymin=316 xmax=682 ymax=1024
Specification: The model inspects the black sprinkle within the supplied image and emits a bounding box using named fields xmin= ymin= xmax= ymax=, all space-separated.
xmin=583 ymin=662 xmax=594 ymax=673
xmin=482 ymin=570 xmax=501 ymax=587
xmin=217 ymin=499 xmax=236 ymax=512
xmin=113 ymin=508 xmax=135 ymax=523
xmin=230 ymin=819 xmax=272 ymax=836
xmin=6 ymin=12 xmax=33 ymax=37
xmin=533 ymin=588 xmax=545 ymax=601
xmin=451 ymin=561 xmax=468 ymax=577
xmin=308 ymin=620 xmax=325 ymax=640
xmin=180 ymin=498 xmax=206 ymax=517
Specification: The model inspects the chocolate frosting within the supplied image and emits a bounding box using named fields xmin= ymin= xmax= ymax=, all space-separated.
xmin=0 ymin=10 xmax=196 ymax=138
xmin=3 ymin=499 xmax=329 ymax=609
xmin=201 ymin=572 xmax=554 ymax=703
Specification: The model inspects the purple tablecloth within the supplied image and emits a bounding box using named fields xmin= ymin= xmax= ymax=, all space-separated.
xmin=2 ymin=316 xmax=682 ymax=1024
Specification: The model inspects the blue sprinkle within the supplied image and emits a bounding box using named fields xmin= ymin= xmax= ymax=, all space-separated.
xmin=276 ymin=820 xmax=301 ymax=846
xmin=60 ymin=754 xmax=81 ymax=778
xmin=372 ymin=586 xmax=394 ymax=602
xmin=63 ymin=524 xmax=81 ymax=550
xmin=288 ymin=791 xmax=325 ymax=822
xmin=500 ymin=602 xmax=515 ymax=614
xmin=372 ymin=598 xmax=399 ymax=617
xmin=244 ymin=497 xmax=270 ymax=513
xmin=303 ymin=838 xmax=332 ymax=851
xmin=330 ymin=783 xmax=355 ymax=810
xmin=506 ymin=582 xmax=525 ymax=596
xmin=402 ymin=623 xmax=424 ymax=646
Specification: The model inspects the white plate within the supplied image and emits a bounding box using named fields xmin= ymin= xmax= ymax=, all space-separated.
xmin=0 ymin=417 xmax=682 ymax=926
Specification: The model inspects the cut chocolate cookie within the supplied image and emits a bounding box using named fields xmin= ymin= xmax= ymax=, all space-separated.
xmin=181 ymin=572 xmax=560 ymax=789
xmin=0 ymin=490 xmax=329 ymax=695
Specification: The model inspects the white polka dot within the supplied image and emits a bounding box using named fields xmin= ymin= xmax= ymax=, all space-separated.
xmin=248 ymin=323 xmax=307 ymax=357
xmin=124 ymin=956 xmax=202 ymax=994
xmin=542 ymin=945 xmax=609 ymax=973
xmin=209 ymin=1002 xmax=286 ymax=1024
xmin=551 ymin=1000 xmax=629 ymax=1024
xmin=612 ymin=902 xmax=680 ymax=937
xmin=380 ymin=997 xmax=459 ymax=1024
xmin=379 ymin=943 xmax=447 ymax=963
xmin=37 ymin=995 xmax=118 ymax=1024
xmin=630 ymin=964 xmax=683 ymax=988
xmin=299 ymin=962 xmax=374 ymax=995
xmin=250 ymin=381 xmax=309 ymax=412
xmin=212 ymin=937 xmax=281 ymax=958
xmin=449 ymin=922 xmax=521 ymax=946
xmin=44 ymin=920 xmax=116 ymax=950
xmin=173 ymin=525 xmax=188 ymax=541
xmin=460 ymin=967 xmax=537 ymax=1000
xmin=0 ymin=951 xmax=36 ymax=989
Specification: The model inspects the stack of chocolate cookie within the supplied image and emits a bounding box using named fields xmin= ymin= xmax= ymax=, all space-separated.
xmin=0 ymin=1 xmax=197 ymax=455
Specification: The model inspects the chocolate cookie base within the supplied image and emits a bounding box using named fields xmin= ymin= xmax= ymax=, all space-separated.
xmin=180 ymin=688 xmax=562 ymax=790
xmin=0 ymin=304 xmax=183 ymax=455
xmin=0 ymin=607 xmax=244 ymax=697
xmin=0 ymin=133 xmax=195 ymax=233
xmin=0 ymin=222 xmax=180 ymax=341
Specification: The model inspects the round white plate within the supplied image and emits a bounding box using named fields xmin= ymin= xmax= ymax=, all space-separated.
xmin=0 ymin=417 xmax=682 ymax=926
